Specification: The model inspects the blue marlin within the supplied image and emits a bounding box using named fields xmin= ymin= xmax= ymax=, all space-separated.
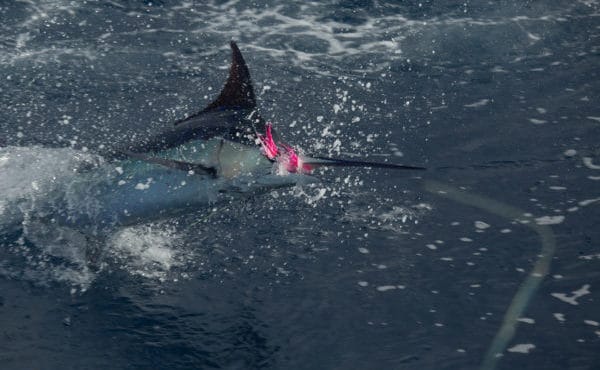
xmin=1 ymin=42 xmax=423 ymax=237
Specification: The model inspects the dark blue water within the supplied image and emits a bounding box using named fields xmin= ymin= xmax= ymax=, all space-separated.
xmin=1 ymin=1 xmax=599 ymax=369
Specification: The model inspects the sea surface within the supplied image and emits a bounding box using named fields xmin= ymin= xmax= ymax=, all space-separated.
xmin=1 ymin=1 xmax=599 ymax=369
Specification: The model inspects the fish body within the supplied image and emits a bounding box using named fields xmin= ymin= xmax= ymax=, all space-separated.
xmin=1 ymin=41 xmax=421 ymax=238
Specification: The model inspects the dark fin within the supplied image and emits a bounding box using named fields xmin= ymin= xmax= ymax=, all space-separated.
xmin=119 ymin=149 xmax=217 ymax=177
xmin=305 ymin=156 xmax=426 ymax=171
xmin=174 ymin=41 xmax=256 ymax=126
xmin=203 ymin=41 xmax=256 ymax=112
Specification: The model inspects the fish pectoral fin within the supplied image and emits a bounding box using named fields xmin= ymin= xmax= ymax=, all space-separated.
xmin=119 ymin=150 xmax=218 ymax=177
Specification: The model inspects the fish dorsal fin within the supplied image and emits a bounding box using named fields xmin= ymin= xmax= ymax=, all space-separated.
xmin=203 ymin=41 xmax=256 ymax=112
xmin=121 ymin=42 xmax=264 ymax=154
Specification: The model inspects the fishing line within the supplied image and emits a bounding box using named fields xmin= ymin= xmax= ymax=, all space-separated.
xmin=423 ymin=180 xmax=557 ymax=370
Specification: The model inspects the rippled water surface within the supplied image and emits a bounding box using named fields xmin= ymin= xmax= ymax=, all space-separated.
xmin=1 ymin=1 xmax=599 ymax=369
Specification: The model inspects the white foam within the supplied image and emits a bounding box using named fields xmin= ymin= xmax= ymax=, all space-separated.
xmin=464 ymin=99 xmax=490 ymax=108
xmin=507 ymin=344 xmax=535 ymax=353
xmin=583 ymin=157 xmax=600 ymax=170
xmin=578 ymin=197 xmax=600 ymax=206
xmin=475 ymin=221 xmax=490 ymax=229
xmin=549 ymin=186 xmax=566 ymax=191
xmin=551 ymin=284 xmax=591 ymax=305
xmin=517 ymin=317 xmax=535 ymax=324
xmin=529 ymin=118 xmax=547 ymax=124
xmin=376 ymin=285 xmax=404 ymax=292
xmin=0 ymin=146 xmax=103 ymax=231
xmin=293 ymin=186 xmax=327 ymax=206
xmin=579 ymin=253 xmax=600 ymax=260
xmin=534 ymin=215 xmax=564 ymax=225
xmin=341 ymin=201 xmax=420 ymax=234
xmin=135 ymin=178 xmax=153 ymax=190
xmin=108 ymin=224 xmax=184 ymax=279
xmin=1 ymin=0 xmax=87 ymax=64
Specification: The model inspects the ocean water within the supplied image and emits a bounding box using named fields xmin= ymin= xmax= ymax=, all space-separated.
xmin=1 ymin=1 xmax=599 ymax=369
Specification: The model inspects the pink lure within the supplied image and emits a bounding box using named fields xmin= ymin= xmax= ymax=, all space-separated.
xmin=258 ymin=123 xmax=313 ymax=174
xmin=257 ymin=123 xmax=279 ymax=160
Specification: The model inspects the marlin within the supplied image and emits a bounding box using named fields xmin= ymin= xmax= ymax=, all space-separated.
xmin=1 ymin=42 xmax=423 ymax=237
